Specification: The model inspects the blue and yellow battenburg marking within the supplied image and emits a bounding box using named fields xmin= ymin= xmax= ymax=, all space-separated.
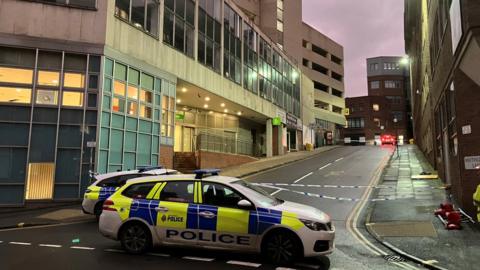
xmin=84 ymin=185 xmax=118 ymax=201
xmin=109 ymin=181 xmax=305 ymax=235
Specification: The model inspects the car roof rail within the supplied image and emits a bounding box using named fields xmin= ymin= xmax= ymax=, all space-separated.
xmin=138 ymin=165 xmax=164 ymax=173
xmin=194 ymin=169 xmax=221 ymax=179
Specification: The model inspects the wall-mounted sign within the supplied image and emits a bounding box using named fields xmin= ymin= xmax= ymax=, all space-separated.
xmin=286 ymin=113 xmax=297 ymax=129
xmin=344 ymin=108 xmax=350 ymax=116
xmin=86 ymin=141 xmax=96 ymax=148
xmin=272 ymin=117 xmax=282 ymax=126
xmin=175 ymin=113 xmax=185 ymax=120
xmin=464 ymin=156 xmax=480 ymax=170
xmin=462 ymin=125 xmax=471 ymax=135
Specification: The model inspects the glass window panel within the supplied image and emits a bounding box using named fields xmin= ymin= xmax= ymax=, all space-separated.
xmin=163 ymin=9 xmax=174 ymax=45
xmin=0 ymin=46 xmax=35 ymax=68
xmin=140 ymin=104 xmax=152 ymax=119
xmin=64 ymin=72 xmax=85 ymax=88
xmin=128 ymin=68 xmax=140 ymax=85
xmin=186 ymin=0 xmax=195 ymax=25
xmin=175 ymin=17 xmax=185 ymax=52
xmin=89 ymin=55 xmax=101 ymax=72
xmin=115 ymin=0 xmax=130 ymax=19
xmin=140 ymin=89 xmax=152 ymax=103
xmin=176 ymin=0 xmax=185 ymax=17
xmin=154 ymin=109 xmax=160 ymax=121
xmin=161 ymin=124 xmax=167 ymax=136
xmin=102 ymin=95 xmax=111 ymax=111
xmin=169 ymin=97 xmax=175 ymax=110
xmin=36 ymin=90 xmax=58 ymax=105
xmin=114 ymin=80 xmax=126 ymax=96
xmin=87 ymin=93 xmax=97 ymax=107
xmin=165 ymin=0 xmax=174 ymax=10
xmin=0 ymin=67 xmax=33 ymax=84
xmin=62 ymin=91 xmax=83 ymax=107
xmin=114 ymin=63 xmax=127 ymax=80
xmin=162 ymin=96 xmax=168 ymax=109
xmin=64 ymin=54 xmax=87 ymax=71
xmin=131 ymin=0 xmax=146 ymax=29
xmin=141 ymin=73 xmax=154 ymax=90
xmin=125 ymin=131 xmax=137 ymax=152
xmin=105 ymin=58 xmax=114 ymax=76
xmin=168 ymin=125 xmax=174 ymax=137
xmin=103 ymin=77 xmax=112 ymax=93
xmin=127 ymin=85 xmax=138 ymax=99
xmin=112 ymin=97 xmax=125 ymax=113
xmin=0 ymin=86 xmax=31 ymax=104
xmin=126 ymin=116 xmax=138 ymax=130
xmin=37 ymin=70 xmax=60 ymax=87
xmin=88 ymin=74 xmax=98 ymax=89
xmin=127 ymin=101 xmax=138 ymax=116
xmin=38 ymin=51 xmax=62 ymax=70
xmin=146 ymin=0 xmax=159 ymax=36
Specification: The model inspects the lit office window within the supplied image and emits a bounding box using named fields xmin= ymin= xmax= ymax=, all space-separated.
xmin=38 ymin=71 xmax=60 ymax=87
xmin=163 ymin=0 xmax=195 ymax=57
xmin=113 ymin=97 xmax=125 ymax=112
xmin=127 ymin=85 xmax=139 ymax=99
xmin=114 ymin=0 xmax=159 ymax=36
xmin=114 ymin=81 xmax=126 ymax=96
xmin=276 ymin=20 xmax=283 ymax=32
xmin=370 ymin=81 xmax=380 ymax=89
xmin=0 ymin=67 xmax=33 ymax=84
xmin=140 ymin=89 xmax=152 ymax=103
xmin=127 ymin=101 xmax=138 ymax=116
xmin=140 ymin=104 xmax=152 ymax=119
xmin=0 ymin=86 xmax=31 ymax=104
xmin=64 ymin=72 xmax=85 ymax=88
xmin=62 ymin=91 xmax=83 ymax=107
xmin=372 ymin=104 xmax=380 ymax=111
xmin=385 ymin=80 xmax=401 ymax=88
xmin=36 ymin=89 xmax=58 ymax=105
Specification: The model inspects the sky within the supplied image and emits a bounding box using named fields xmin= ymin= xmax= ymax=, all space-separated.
xmin=302 ymin=0 xmax=406 ymax=97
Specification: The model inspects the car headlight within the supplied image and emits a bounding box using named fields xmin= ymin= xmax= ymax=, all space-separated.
xmin=300 ymin=219 xmax=330 ymax=231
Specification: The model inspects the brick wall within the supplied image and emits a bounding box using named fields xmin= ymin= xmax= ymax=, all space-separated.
xmin=197 ymin=151 xmax=258 ymax=169
xmin=159 ymin=145 xmax=174 ymax=169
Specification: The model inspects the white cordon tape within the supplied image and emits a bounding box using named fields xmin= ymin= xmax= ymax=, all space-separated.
xmin=252 ymin=183 xmax=444 ymax=190
xmin=256 ymin=184 xmax=416 ymax=202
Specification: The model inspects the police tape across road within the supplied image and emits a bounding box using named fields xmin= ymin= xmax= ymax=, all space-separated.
xmin=252 ymin=183 xmax=445 ymax=190
xmin=254 ymin=184 xmax=436 ymax=202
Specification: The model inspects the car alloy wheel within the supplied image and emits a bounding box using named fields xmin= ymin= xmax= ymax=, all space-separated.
xmin=264 ymin=233 xmax=298 ymax=265
xmin=121 ymin=223 xmax=150 ymax=254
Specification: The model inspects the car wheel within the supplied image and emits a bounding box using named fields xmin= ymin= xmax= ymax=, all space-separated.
xmin=94 ymin=202 xmax=103 ymax=221
xmin=262 ymin=230 xmax=301 ymax=265
xmin=120 ymin=222 xmax=151 ymax=254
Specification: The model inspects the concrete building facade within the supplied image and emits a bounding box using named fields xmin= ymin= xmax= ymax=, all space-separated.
xmin=405 ymin=0 xmax=480 ymax=217
xmin=0 ymin=0 xmax=307 ymax=205
xmin=232 ymin=0 xmax=346 ymax=147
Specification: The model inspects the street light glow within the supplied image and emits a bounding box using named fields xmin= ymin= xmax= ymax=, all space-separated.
xmin=400 ymin=56 xmax=409 ymax=65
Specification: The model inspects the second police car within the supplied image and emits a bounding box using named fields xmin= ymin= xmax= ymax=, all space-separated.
xmin=99 ymin=169 xmax=335 ymax=264
xmin=82 ymin=166 xmax=178 ymax=218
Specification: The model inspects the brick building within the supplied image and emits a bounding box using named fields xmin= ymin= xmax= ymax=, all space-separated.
xmin=405 ymin=0 xmax=480 ymax=216
xmin=343 ymin=56 xmax=411 ymax=145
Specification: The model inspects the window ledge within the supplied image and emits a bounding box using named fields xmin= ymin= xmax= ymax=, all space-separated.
xmin=22 ymin=0 xmax=97 ymax=11
xmin=114 ymin=15 xmax=159 ymax=41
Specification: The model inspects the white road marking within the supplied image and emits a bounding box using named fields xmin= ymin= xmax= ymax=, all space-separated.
xmin=182 ymin=256 xmax=215 ymax=262
xmin=335 ymin=157 xmax=344 ymax=162
xmin=9 ymin=242 xmax=31 ymax=246
xmin=70 ymin=246 xmax=95 ymax=250
xmin=318 ymin=163 xmax=332 ymax=170
xmin=39 ymin=244 xmax=62 ymax=248
xmin=270 ymin=189 xmax=283 ymax=196
xmin=226 ymin=260 xmax=262 ymax=267
xmin=293 ymin=172 xmax=313 ymax=183
xmin=104 ymin=248 xmax=125 ymax=253
xmin=147 ymin=252 xmax=170 ymax=257
xmin=276 ymin=268 xmax=297 ymax=270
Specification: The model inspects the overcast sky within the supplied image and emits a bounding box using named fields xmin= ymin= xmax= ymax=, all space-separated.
xmin=302 ymin=0 xmax=405 ymax=97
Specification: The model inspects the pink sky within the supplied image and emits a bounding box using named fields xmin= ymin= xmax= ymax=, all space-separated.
xmin=302 ymin=0 xmax=406 ymax=97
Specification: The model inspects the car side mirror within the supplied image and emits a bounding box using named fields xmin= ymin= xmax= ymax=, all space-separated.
xmin=237 ymin=199 xmax=253 ymax=209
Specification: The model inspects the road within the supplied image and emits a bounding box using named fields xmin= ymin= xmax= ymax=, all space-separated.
xmin=0 ymin=146 xmax=420 ymax=270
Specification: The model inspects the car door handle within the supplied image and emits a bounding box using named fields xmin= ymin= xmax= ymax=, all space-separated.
xmin=199 ymin=211 xmax=216 ymax=219
xmin=155 ymin=207 xmax=169 ymax=213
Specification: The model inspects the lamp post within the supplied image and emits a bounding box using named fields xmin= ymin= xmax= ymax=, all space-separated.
xmin=393 ymin=117 xmax=398 ymax=157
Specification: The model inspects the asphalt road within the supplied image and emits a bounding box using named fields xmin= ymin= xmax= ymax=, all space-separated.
xmin=0 ymin=146 xmax=420 ymax=270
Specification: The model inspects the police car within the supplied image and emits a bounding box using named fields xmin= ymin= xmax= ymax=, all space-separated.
xmin=82 ymin=166 xmax=178 ymax=218
xmin=99 ymin=169 xmax=335 ymax=264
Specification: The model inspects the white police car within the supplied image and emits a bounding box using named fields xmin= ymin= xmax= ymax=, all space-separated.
xmin=99 ymin=169 xmax=335 ymax=264
xmin=82 ymin=166 xmax=178 ymax=218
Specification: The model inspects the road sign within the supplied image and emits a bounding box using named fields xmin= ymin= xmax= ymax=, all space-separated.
xmin=86 ymin=141 xmax=96 ymax=148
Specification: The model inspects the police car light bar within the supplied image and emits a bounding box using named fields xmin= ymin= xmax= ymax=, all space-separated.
xmin=138 ymin=165 xmax=164 ymax=173
xmin=194 ymin=169 xmax=221 ymax=179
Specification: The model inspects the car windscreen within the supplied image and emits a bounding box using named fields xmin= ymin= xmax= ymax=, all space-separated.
xmin=231 ymin=180 xmax=283 ymax=207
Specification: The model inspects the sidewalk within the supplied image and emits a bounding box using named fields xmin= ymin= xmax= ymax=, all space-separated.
xmin=222 ymin=145 xmax=340 ymax=178
xmin=366 ymin=145 xmax=480 ymax=270
xmin=0 ymin=204 xmax=94 ymax=229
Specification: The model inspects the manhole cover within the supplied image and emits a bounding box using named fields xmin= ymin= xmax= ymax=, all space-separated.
xmin=383 ymin=255 xmax=406 ymax=262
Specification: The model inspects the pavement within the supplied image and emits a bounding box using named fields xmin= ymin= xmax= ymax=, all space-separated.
xmin=366 ymin=144 xmax=480 ymax=270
